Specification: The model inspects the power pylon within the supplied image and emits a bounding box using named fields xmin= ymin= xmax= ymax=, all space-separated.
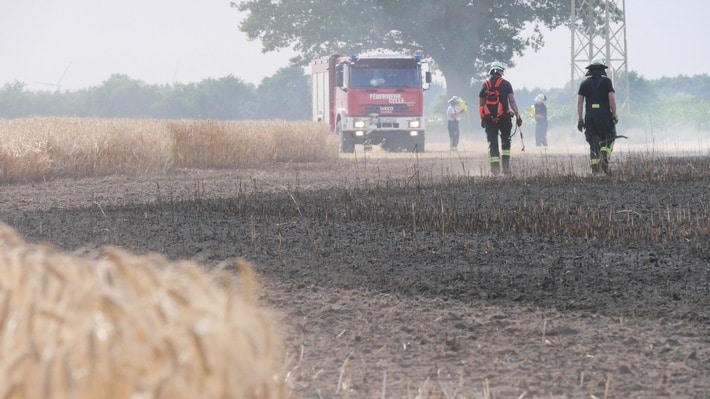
xmin=571 ymin=0 xmax=629 ymax=113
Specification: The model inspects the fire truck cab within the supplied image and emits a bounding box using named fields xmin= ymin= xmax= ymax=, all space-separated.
xmin=312 ymin=54 xmax=431 ymax=153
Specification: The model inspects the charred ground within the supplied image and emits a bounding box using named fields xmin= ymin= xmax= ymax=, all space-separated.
xmin=1 ymin=151 xmax=708 ymax=398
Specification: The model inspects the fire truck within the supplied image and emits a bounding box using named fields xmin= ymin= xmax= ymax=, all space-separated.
xmin=311 ymin=54 xmax=431 ymax=153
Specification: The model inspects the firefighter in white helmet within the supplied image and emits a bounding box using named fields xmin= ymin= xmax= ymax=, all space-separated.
xmin=478 ymin=61 xmax=522 ymax=176
xmin=577 ymin=58 xmax=618 ymax=174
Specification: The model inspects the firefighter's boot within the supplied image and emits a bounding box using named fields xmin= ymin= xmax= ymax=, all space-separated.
xmin=501 ymin=155 xmax=511 ymax=175
xmin=490 ymin=162 xmax=500 ymax=176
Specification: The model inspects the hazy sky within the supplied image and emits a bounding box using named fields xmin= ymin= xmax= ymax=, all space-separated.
xmin=1 ymin=0 xmax=707 ymax=92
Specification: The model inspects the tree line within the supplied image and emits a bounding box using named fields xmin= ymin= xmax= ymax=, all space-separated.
xmin=2 ymin=67 xmax=709 ymax=136
xmin=0 ymin=66 xmax=310 ymax=121
xmin=428 ymin=71 xmax=710 ymax=135
xmin=514 ymin=71 xmax=710 ymax=133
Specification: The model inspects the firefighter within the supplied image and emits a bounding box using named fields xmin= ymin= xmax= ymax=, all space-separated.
xmin=577 ymin=58 xmax=618 ymax=174
xmin=533 ymin=94 xmax=548 ymax=147
xmin=478 ymin=62 xmax=522 ymax=175
xmin=447 ymin=96 xmax=466 ymax=151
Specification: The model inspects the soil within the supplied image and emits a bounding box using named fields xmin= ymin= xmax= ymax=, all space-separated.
xmin=1 ymin=143 xmax=708 ymax=399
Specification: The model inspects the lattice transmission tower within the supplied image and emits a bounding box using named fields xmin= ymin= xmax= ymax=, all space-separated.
xmin=571 ymin=0 xmax=629 ymax=113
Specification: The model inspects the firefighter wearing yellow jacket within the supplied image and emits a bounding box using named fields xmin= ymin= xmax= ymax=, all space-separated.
xmin=533 ymin=94 xmax=548 ymax=147
xmin=447 ymin=96 xmax=466 ymax=151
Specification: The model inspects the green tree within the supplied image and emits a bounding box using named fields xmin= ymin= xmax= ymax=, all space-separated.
xmin=86 ymin=74 xmax=159 ymax=117
xmin=234 ymin=0 xmax=573 ymax=101
xmin=626 ymin=71 xmax=656 ymax=106
xmin=653 ymin=74 xmax=710 ymax=102
xmin=192 ymin=75 xmax=257 ymax=120
xmin=0 ymin=81 xmax=31 ymax=117
xmin=151 ymin=83 xmax=198 ymax=119
xmin=256 ymin=66 xmax=310 ymax=120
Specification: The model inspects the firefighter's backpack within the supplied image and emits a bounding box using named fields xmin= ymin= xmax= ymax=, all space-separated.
xmin=483 ymin=77 xmax=505 ymax=122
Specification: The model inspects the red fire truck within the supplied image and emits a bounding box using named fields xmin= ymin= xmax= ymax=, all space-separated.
xmin=311 ymin=54 xmax=431 ymax=153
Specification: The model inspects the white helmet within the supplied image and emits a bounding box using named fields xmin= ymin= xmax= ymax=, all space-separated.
xmin=585 ymin=58 xmax=608 ymax=70
xmin=489 ymin=61 xmax=505 ymax=75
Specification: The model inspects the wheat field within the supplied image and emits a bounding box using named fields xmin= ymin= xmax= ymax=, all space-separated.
xmin=0 ymin=118 xmax=338 ymax=183
xmin=0 ymin=117 xmax=339 ymax=398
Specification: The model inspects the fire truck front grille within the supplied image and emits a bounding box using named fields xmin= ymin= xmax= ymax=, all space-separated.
xmin=377 ymin=121 xmax=399 ymax=128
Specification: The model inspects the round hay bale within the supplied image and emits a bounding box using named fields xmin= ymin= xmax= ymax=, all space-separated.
xmin=0 ymin=224 xmax=289 ymax=399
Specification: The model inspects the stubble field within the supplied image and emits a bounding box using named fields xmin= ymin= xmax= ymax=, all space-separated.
xmin=1 ymin=137 xmax=708 ymax=399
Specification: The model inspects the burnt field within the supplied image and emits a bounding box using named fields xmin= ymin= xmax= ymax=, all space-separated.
xmin=1 ymin=149 xmax=708 ymax=399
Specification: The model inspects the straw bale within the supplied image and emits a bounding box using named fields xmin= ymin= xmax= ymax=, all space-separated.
xmin=0 ymin=224 xmax=289 ymax=399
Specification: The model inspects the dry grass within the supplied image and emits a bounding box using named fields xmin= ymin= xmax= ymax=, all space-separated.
xmin=170 ymin=120 xmax=337 ymax=168
xmin=0 ymin=118 xmax=337 ymax=183
xmin=0 ymin=223 xmax=291 ymax=399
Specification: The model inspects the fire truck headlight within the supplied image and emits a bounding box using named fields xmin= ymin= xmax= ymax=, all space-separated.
xmin=409 ymin=131 xmax=419 ymax=137
xmin=355 ymin=131 xmax=365 ymax=137
xmin=354 ymin=120 xmax=366 ymax=128
xmin=408 ymin=120 xmax=420 ymax=128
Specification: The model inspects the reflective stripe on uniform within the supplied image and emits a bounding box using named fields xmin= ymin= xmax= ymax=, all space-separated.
xmin=590 ymin=158 xmax=600 ymax=165
xmin=601 ymin=142 xmax=614 ymax=155
xmin=489 ymin=156 xmax=500 ymax=163
xmin=501 ymin=149 xmax=511 ymax=156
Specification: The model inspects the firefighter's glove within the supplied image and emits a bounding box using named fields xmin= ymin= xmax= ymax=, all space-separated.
xmin=516 ymin=115 xmax=523 ymax=127
xmin=612 ymin=114 xmax=619 ymax=125
xmin=577 ymin=118 xmax=585 ymax=132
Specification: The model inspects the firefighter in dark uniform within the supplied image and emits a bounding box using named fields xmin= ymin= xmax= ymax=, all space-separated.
xmin=577 ymin=58 xmax=618 ymax=174
xmin=478 ymin=62 xmax=522 ymax=176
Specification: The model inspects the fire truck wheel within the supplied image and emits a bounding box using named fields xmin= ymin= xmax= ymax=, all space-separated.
xmin=337 ymin=121 xmax=355 ymax=153
xmin=412 ymin=135 xmax=425 ymax=153
xmin=382 ymin=138 xmax=402 ymax=152
xmin=342 ymin=134 xmax=355 ymax=153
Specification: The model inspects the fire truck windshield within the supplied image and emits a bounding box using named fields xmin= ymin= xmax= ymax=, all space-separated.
xmin=350 ymin=67 xmax=420 ymax=89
